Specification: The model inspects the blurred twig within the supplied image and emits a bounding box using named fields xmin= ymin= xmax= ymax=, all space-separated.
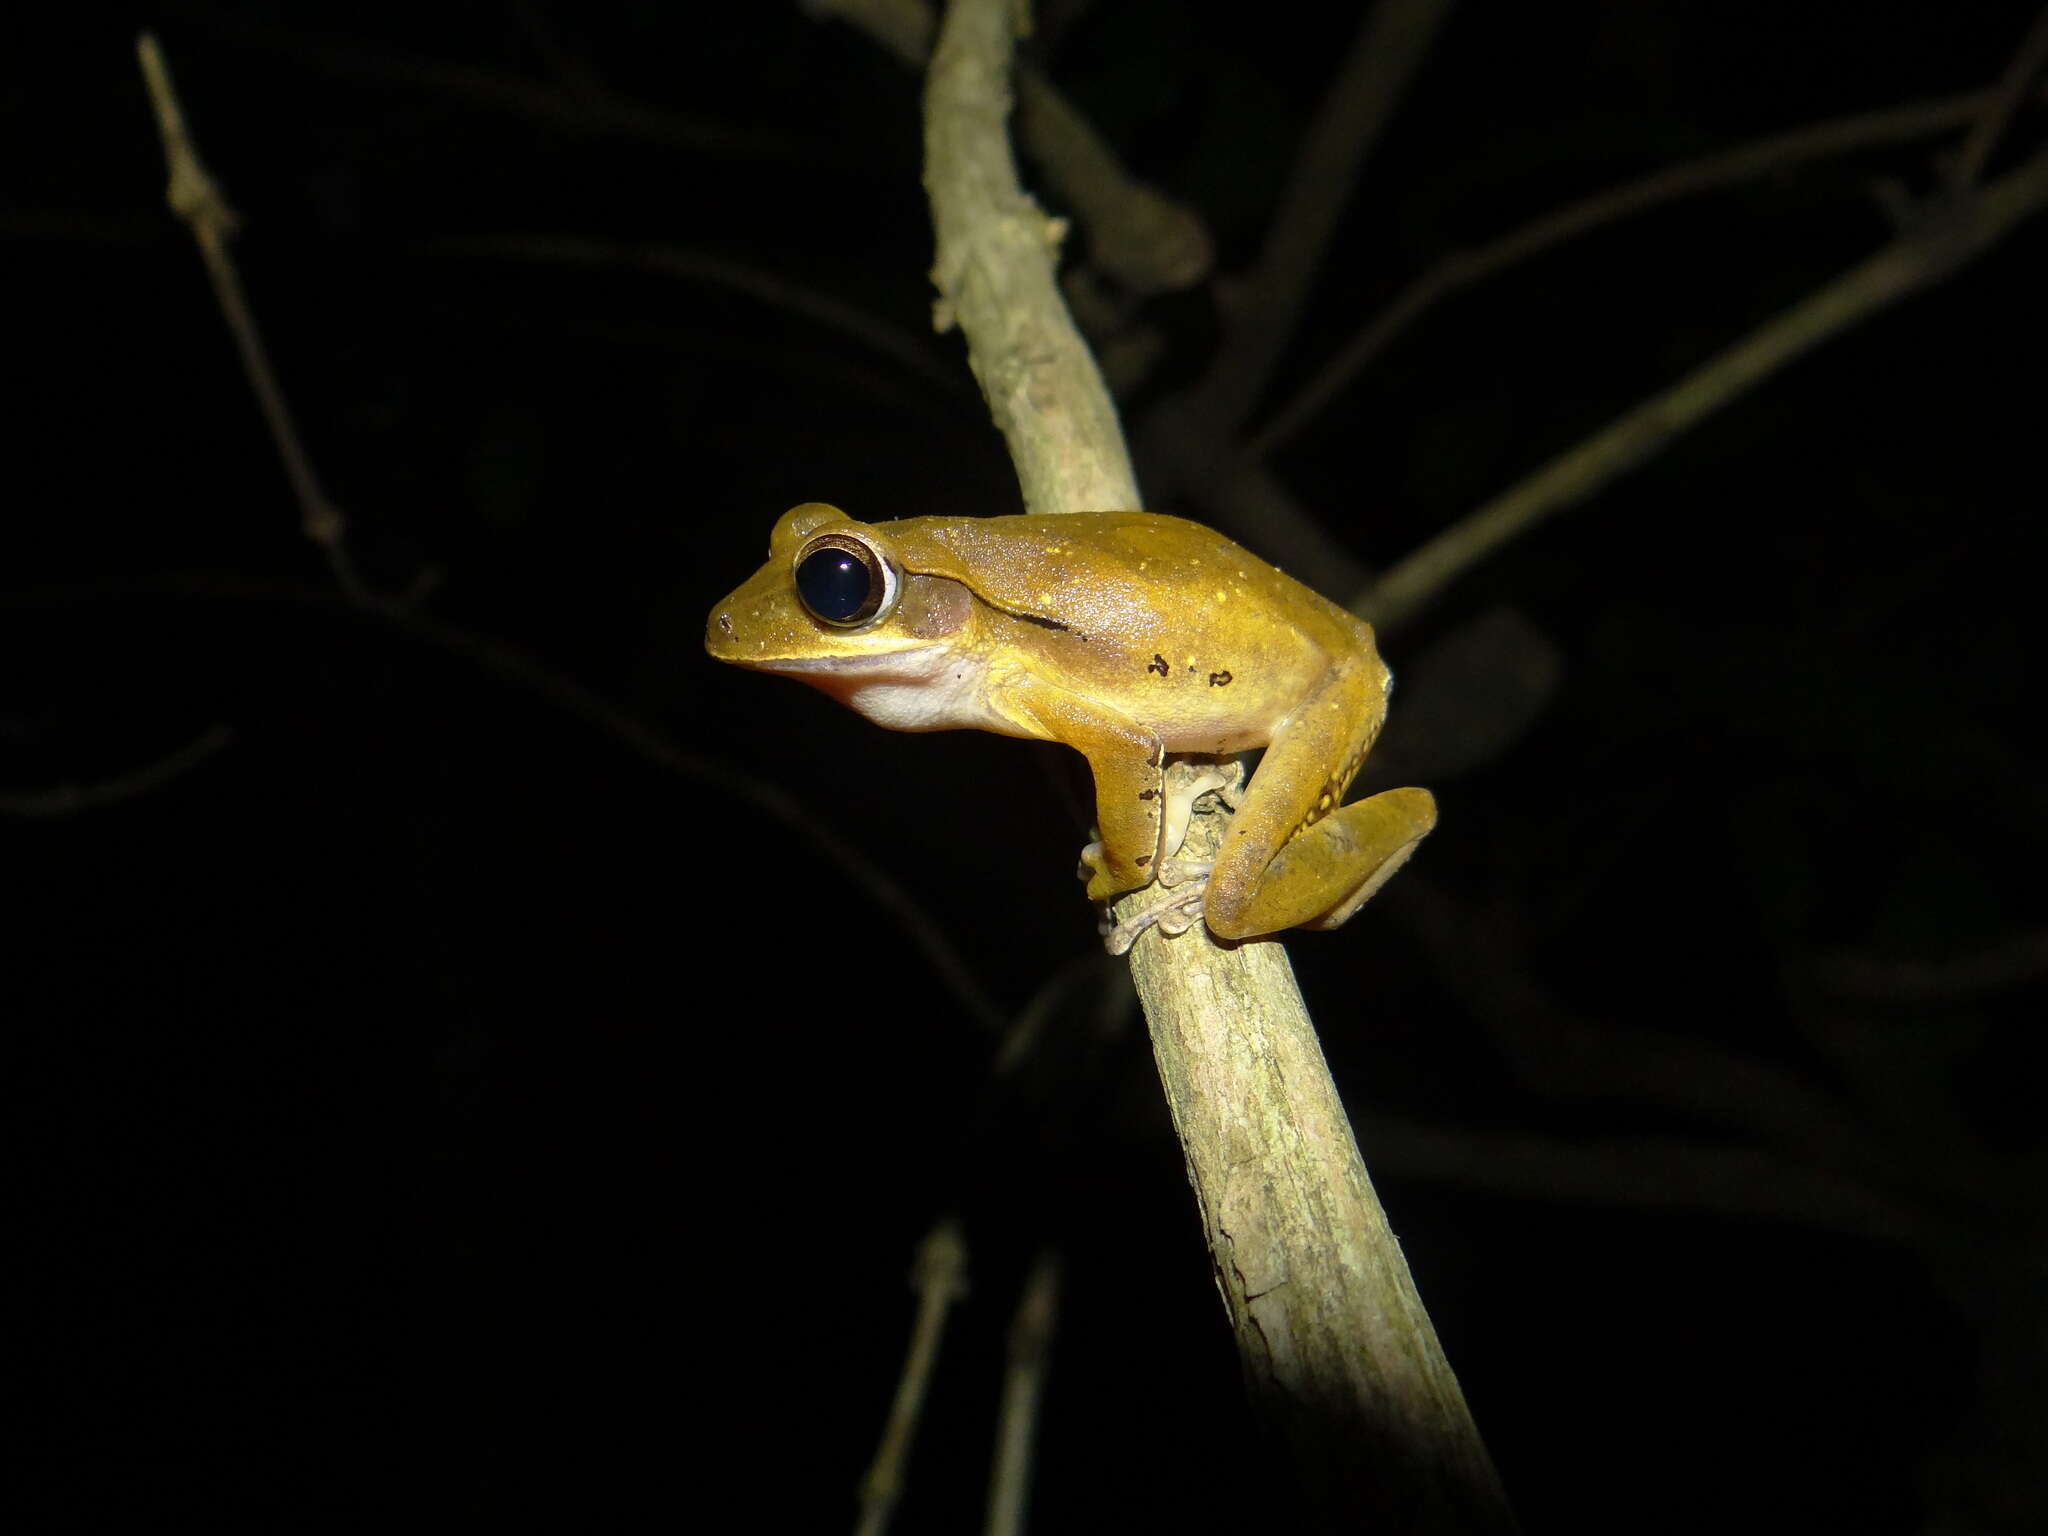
xmin=814 ymin=0 xmax=1214 ymax=299
xmin=1139 ymin=0 xmax=1450 ymax=591
xmin=445 ymin=234 xmax=962 ymax=389
xmin=0 ymin=724 xmax=236 ymax=817
xmin=1362 ymin=140 xmax=2048 ymax=629
xmin=1949 ymin=4 xmax=2048 ymax=189
xmin=137 ymin=32 xmax=393 ymax=602
xmin=857 ymin=1219 xmax=970 ymax=1536
xmin=1249 ymin=81 xmax=2048 ymax=463
xmin=1191 ymin=0 xmax=1452 ymax=438
xmin=164 ymin=8 xmax=850 ymax=168
xmin=0 ymin=573 xmax=1009 ymax=1036
xmin=1360 ymin=1119 xmax=1941 ymax=1247
xmin=1810 ymin=928 xmax=2048 ymax=1004
xmin=983 ymin=1249 xmax=1060 ymax=1536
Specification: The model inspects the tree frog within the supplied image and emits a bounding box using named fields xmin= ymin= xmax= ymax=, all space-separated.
xmin=706 ymin=503 xmax=1436 ymax=953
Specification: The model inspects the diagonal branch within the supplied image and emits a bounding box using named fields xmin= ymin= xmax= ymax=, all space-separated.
xmin=817 ymin=0 xmax=1215 ymax=297
xmin=1361 ymin=140 xmax=2048 ymax=629
xmin=1197 ymin=0 xmax=1454 ymax=437
xmin=137 ymin=35 xmax=349 ymax=570
xmin=1250 ymin=82 xmax=2048 ymax=463
xmin=923 ymin=3 xmax=1514 ymax=1529
xmin=1950 ymin=3 xmax=2048 ymax=189
xmin=0 ymin=724 xmax=236 ymax=817
xmin=922 ymin=0 xmax=1135 ymax=514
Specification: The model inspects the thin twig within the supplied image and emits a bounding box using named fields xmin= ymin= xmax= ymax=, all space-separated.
xmin=167 ymin=11 xmax=851 ymax=169
xmin=445 ymin=234 xmax=962 ymax=388
xmin=1810 ymin=928 xmax=2048 ymax=1004
xmin=0 ymin=724 xmax=236 ymax=817
xmin=364 ymin=598 xmax=1010 ymax=1036
xmin=856 ymin=1219 xmax=970 ymax=1536
xmin=983 ymin=1250 xmax=1059 ymax=1536
xmin=1359 ymin=1120 xmax=1943 ymax=1247
xmin=1193 ymin=0 xmax=1453 ymax=437
xmin=0 ymin=573 xmax=1008 ymax=1035
xmin=1013 ymin=67 xmax=1214 ymax=296
xmin=1361 ymin=141 xmax=2048 ymax=630
xmin=1950 ymin=4 xmax=2048 ymax=189
xmin=136 ymin=33 xmax=364 ymax=597
xmin=807 ymin=0 xmax=934 ymax=67
xmin=815 ymin=0 xmax=1215 ymax=297
xmin=1250 ymin=82 xmax=2048 ymax=462
xmin=1136 ymin=0 xmax=1450 ymax=586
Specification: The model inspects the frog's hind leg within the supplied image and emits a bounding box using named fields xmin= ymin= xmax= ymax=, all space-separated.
xmin=1202 ymin=661 xmax=1436 ymax=941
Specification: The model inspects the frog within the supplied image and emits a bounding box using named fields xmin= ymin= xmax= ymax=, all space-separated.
xmin=705 ymin=503 xmax=1436 ymax=954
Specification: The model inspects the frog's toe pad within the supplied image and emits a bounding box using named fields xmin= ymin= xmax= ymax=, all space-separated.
xmin=1077 ymin=839 xmax=1106 ymax=883
xmin=1104 ymin=882 xmax=1208 ymax=956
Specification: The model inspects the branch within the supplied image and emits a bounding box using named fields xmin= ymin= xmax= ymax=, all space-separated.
xmin=922 ymin=0 xmax=1135 ymax=515
xmin=1362 ymin=140 xmax=2048 ymax=630
xmin=167 ymin=9 xmax=843 ymax=168
xmin=0 ymin=573 xmax=1007 ymax=1035
xmin=1359 ymin=1120 xmax=1944 ymax=1247
xmin=0 ymin=724 xmax=236 ymax=817
xmin=1809 ymin=928 xmax=2048 ymax=1004
xmin=984 ymin=1249 xmax=1060 ymax=1536
xmin=922 ymin=3 xmax=1514 ymax=1528
xmin=1950 ymin=4 xmax=2048 ymax=189
xmin=815 ymin=0 xmax=1215 ymax=297
xmin=855 ymin=1219 xmax=970 ymax=1536
xmin=1197 ymin=0 xmax=1453 ymax=436
xmin=1249 ymin=81 xmax=2048 ymax=462
xmin=1136 ymin=0 xmax=1450 ymax=585
xmin=444 ymin=234 xmax=962 ymax=389
xmin=137 ymin=32 xmax=406 ymax=603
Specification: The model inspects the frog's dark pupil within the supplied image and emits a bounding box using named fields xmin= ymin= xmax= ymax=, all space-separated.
xmin=797 ymin=547 xmax=873 ymax=622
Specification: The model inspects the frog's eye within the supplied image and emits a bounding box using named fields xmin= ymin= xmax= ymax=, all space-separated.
xmin=793 ymin=531 xmax=900 ymax=627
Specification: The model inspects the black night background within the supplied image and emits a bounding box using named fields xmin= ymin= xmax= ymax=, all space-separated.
xmin=6 ymin=3 xmax=2044 ymax=1530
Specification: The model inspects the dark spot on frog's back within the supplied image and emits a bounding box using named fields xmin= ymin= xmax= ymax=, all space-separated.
xmin=1207 ymin=670 xmax=1233 ymax=687
xmin=1138 ymin=788 xmax=1158 ymax=801
xmin=1147 ymin=654 xmax=1169 ymax=677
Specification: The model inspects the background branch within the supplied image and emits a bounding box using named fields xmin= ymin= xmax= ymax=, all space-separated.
xmin=1362 ymin=141 xmax=2048 ymax=629
xmin=0 ymin=723 xmax=236 ymax=817
xmin=1248 ymin=80 xmax=2048 ymax=463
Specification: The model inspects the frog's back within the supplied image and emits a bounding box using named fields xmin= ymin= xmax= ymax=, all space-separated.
xmin=880 ymin=512 xmax=1367 ymax=661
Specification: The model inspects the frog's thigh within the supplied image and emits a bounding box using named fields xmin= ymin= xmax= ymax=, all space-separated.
xmin=1005 ymin=676 xmax=1166 ymax=900
xmin=1204 ymin=664 xmax=1435 ymax=939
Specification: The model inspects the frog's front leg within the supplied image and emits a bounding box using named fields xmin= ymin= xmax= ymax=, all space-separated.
xmin=1083 ymin=758 xmax=1244 ymax=953
xmin=999 ymin=676 xmax=1169 ymax=900
xmin=1203 ymin=659 xmax=1435 ymax=941
xmin=1081 ymin=756 xmax=1236 ymax=889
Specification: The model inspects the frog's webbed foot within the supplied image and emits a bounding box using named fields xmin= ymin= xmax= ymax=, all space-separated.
xmin=1102 ymin=878 xmax=1210 ymax=956
xmin=1087 ymin=756 xmax=1247 ymax=954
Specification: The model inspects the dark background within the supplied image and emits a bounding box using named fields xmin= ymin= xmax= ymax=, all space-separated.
xmin=7 ymin=3 xmax=2043 ymax=1530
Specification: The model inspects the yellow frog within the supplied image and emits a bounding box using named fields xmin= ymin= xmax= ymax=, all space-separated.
xmin=706 ymin=503 xmax=1435 ymax=953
